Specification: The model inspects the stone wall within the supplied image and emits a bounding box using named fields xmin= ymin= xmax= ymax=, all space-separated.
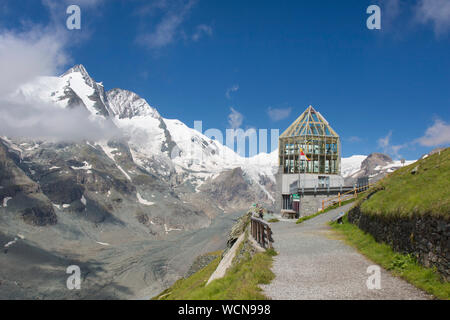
xmin=348 ymin=206 xmax=450 ymax=281
xmin=300 ymin=194 xmax=329 ymax=217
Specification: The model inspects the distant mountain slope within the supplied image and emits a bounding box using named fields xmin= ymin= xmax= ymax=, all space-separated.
xmin=342 ymin=153 xmax=416 ymax=185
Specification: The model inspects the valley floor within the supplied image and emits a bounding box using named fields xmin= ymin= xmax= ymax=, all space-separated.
xmin=0 ymin=211 xmax=243 ymax=300
xmin=261 ymin=204 xmax=431 ymax=300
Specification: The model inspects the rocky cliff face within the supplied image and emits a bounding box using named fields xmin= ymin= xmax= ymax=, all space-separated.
xmin=360 ymin=153 xmax=392 ymax=174
xmin=0 ymin=140 xmax=57 ymax=226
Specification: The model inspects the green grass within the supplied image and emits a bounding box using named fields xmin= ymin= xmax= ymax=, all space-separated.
xmin=267 ymin=218 xmax=279 ymax=223
xmin=360 ymin=148 xmax=450 ymax=218
xmin=153 ymin=244 xmax=277 ymax=300
xmin=152 ymin=251 xmax=222 ymax=300
xmin=331 ymin=216 xmax=450 ymax=300
xmin=296 ymin=197 xmax=358 ymax=224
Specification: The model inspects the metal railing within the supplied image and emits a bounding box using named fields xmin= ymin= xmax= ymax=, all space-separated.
xmin=250 ymin=217 xmax=274 ymax=249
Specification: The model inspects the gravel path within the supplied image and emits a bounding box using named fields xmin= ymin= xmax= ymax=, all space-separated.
xmin=261 ymin=204 xmax=431 ymax=300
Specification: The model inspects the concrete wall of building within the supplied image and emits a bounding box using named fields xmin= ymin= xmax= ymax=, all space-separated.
xmin=299 ymin=194 xmax=330 ymax=216
xmin=276 ymin=168 xmax=346 ymax=215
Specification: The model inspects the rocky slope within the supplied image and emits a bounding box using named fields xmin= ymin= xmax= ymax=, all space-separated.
xmin=343 ymin=153 xmax=416 ymax=185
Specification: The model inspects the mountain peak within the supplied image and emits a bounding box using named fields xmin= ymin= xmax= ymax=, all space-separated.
xmin=62 ymin=64 xmax=89 ymax=77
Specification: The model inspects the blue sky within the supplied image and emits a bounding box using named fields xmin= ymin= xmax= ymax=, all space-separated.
xmin=1 ymin=0 xmax=449 ymax=159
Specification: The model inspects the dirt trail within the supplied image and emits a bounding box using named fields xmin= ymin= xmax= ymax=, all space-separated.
xmin=261 ymin=204 xmax=431 ymax=300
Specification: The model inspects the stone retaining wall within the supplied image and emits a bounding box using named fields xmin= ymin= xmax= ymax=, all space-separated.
xmin=348 ymin=206 xmax=450 ymax=281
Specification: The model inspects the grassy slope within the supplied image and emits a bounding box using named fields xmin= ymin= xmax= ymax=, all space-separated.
xmin=331 ymin=217 xmax=450 ymax=299
xmin=360 ymin=148 xmax=450 ymax=218
xmin=153 ymin=241 xmax=277 ymax=300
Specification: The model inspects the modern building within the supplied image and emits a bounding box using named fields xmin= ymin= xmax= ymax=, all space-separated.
xmin=275 ymin=106 xmax=347 ymax=217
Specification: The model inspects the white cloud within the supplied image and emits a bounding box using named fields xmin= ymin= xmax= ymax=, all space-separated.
xmin=378 ymin=131 xmax=392 ymax=150
xmin=192 ymin=24 xmax=213 ymax=41
xmin=139 ymin=13 xmax=186 ymax=49
xmin=228 ymin=107 xmax=243 ymax=129
xmin=347 ymin=136 xmax=363 ymax=143
xmin=378 ymin=131 xmax=407 ymax=158
xmin=0 ymin=29 xmax=69 ymax=96
xmin=415 ymin=0 xmax=450 ymax=35
xmin=415 ymin=118 xmax=450 ymax=147
xmin=225 ymin=84 xmax=239 ymax=99
xmin=137 ymin=0 xmax=204 ymax=49
xmin=0 ymin=98 xmax=119 ymax=141
xmin=267 ymin=106 xmax=292 ymax=121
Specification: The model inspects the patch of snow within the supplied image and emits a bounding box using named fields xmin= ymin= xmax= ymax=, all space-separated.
xmin=4 ymin=237 xmax=19 ymax=248
xmin=137 ymin=192 xmax=155 ymax=206
xmin=117 ymin=165 xmax=132 ymax=181
xmin=71 ymin=161 xmax=92 ymax=170
xmin=81 ymin=195 xmax=87 ymax=206
xmin=2 ymin=197 xmax=12 ymax=207
xmin=96 ymin=241 xmax=110 ymax=246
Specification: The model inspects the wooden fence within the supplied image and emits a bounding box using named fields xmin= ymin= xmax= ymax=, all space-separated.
xmin=250 ymin=217 xmax=274 ymax=249
xmin=321 ymin=183 xmax=375 ymax=212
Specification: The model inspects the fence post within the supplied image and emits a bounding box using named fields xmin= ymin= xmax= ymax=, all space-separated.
xmin=322 ymin=200 xmax=324 ymax=212
xmin=338 ymin=192 xmax=341 ymax=207
xmin=262 ymin=225 xmax=265 ymax=248
xmin=354 ymin=187 xmax=357 ymax=198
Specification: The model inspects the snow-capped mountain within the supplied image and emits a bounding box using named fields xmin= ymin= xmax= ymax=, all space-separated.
xmin=341 ymin=155 xmax=367 ymax=178
xmin=4 ymin=64 xmax=278 ymax=224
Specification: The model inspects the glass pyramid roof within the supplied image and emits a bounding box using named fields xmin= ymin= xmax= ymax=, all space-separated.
xmin=280 ymin=106 xmax=339 ymax=138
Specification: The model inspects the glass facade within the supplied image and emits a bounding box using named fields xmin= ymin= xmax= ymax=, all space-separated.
xmin=279 ymin=106 xmax=341 ymax=175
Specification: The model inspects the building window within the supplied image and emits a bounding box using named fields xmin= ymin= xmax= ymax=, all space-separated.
xmin=282 ymin=195 xmax=292 ymax=210
xmin=318 ymin=176 xmax=330 ymax=188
